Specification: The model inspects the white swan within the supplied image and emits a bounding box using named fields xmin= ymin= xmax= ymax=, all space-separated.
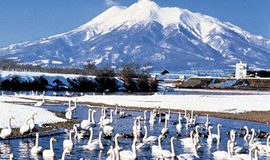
xmin=119 ymin=108 xmax=127 ymax=118
xmin=31 ymin=133 xmax=42 ymax=155
xmin=19 ymin=118 xmax=30 ymax=135
xmin=113 ymin=133 xmax=121 ymax=153
xmin=81 ymin=128 xmax=104 ymax=151
xmin=165 ymin=110 xmax=171 ymax=120
xmin=91 ymin=109 xmax=96 ymax=126
xmin=143 ymin=126 xmax=157 ymax=143
xmin=243 ymin=126 xmax=250 ymax=142
xmin=100 ymin=110 xmax=113 ymax=126
xmin=65 ymin=108 xmax=73 ymax=120
xmin=63 ymin=130 xmax=74 ymax=152
xmin=151 ymin=135 xmax=163 ymax=158
xmin=213 ymin=124 xmax=222 ymax=141
xmin=160 ymin=137 xmax=176 ymax=159
xmin=65 ymin=99 xmax=77 ymax=113
xmin=230 ymin=130 xmax=248 ymax=154
xmin=0 ymin=117 xmax=15 ymax=139
xmin=176 ymin=112 xmax=182 ymax=133
xmin=80 ymin=109 xmax=92 ymax=130
xmin=212 ymin=140 xmax=232 ymax=159
xmin=117 ymin=132 xmax=137 ymax=160
xmin=28 ymin=113 xmax=39 ymax=132
xmin=161 ymin=118 xmax=169 ymax=135
xmin=181 ymin=130 xmax=195 ymax=148
xmin=249 ymin=128 xmax=263 ymax=151
xmin=149 ymin=111 xmax=156 ymax=125
xmin=207 ymin=124 xmax=222 ymax=142
xmin=232 ymin=146 xmax=258 ymax=160
xmin=42 ymin=137 xmax=57 ymax=160
xmin=194 ymin=125 xmax=200 ymax=138
xmin=177 ymin=141 xmax=200 ymax=159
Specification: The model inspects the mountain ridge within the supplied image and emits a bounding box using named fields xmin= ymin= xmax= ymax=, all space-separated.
xmin=0 ymin=0 xmax=270 ymax=71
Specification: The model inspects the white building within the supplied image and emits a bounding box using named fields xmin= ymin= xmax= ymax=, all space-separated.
xmin=235 ymin=61 xmax=248 ymax=79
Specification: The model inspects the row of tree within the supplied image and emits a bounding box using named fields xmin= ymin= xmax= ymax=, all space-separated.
xmin=0 ymin=60 xmax=158 ymax=92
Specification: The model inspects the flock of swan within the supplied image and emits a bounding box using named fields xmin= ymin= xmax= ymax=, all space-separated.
xmin=0 ymin=99 xmax=270 ymax=160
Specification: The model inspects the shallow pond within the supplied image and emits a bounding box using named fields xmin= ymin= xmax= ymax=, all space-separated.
xmin=1 ymin=104 xmax=270 ymax=159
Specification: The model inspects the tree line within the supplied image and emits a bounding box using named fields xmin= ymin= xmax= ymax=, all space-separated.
xmin=0 ymin=60 xmax=158 ymax=92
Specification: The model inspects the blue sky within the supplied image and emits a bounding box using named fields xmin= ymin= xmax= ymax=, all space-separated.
xmin=0 ymin=0 xmax=270 ymax=47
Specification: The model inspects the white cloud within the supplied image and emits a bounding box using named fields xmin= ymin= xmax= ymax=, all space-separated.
xmin=104 ymin=0 xmax=117 ymax=6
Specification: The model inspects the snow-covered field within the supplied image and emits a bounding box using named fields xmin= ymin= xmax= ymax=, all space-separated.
xmin=1 ymin=87 xmax=268 ymax=128
xmin=0 ymin=96 xmax=65 ymax=128
xmin=18 ymin=93 xmax=270 ymax=113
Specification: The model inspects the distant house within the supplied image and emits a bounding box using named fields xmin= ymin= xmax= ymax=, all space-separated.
xmin=235 ymin=61 xmax=248 ymax=79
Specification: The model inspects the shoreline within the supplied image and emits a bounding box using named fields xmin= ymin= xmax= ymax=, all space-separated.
xmin=1 ymin=100 xmax=269 ymax=140
xmin=0 ymin=110 xmax=79 ymax=140
xmin=19 ymin=97 xmax=270 ymax=124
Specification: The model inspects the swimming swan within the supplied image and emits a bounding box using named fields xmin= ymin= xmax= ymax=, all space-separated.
xmin=117 ymin=133 xmax=137 ymax=160
xmin=81 ymin=109 xmax=92 ymax=130
xmin=31 ymin=133 xmax=42 ymax=155
xmin=42 ymin=137 xmax=57 ymax=160
xmin=143 ymin=126 xmax=157 ymax=143
xmin=63 ymin=130 xmax=74 ymax=152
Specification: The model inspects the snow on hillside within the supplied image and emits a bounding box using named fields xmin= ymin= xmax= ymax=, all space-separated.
xmin=0 ymin=0 xmax=270 ymax=71
xmin=0 ymin=71 xmax=96 ymax=90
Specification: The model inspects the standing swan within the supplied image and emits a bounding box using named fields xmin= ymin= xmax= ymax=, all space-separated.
xmin=31 ymin=133 xmax=42 ymax=155
xmin=0 ymin=117 xmax=15 ymax=139
xmin=19 ymin=118 xmax=31 ymax=135
xmin=42 ymin=137 xmax=57 ymax=160
xmin=28 ymin=113 xmax=39 ymax=132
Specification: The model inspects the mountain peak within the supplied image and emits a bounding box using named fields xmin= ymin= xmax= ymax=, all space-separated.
xmin=78 ymin=0 xmax=182 ymax=36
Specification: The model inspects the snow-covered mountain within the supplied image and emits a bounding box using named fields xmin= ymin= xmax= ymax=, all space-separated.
xmin=1 ymin=0 xmax=270 ymax=71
